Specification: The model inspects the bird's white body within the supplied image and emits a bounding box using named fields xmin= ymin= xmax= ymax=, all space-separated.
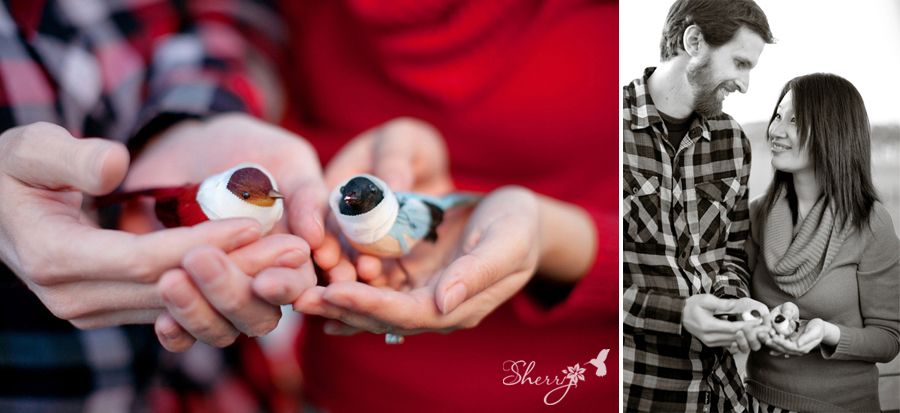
xmin=328 ymin=175 xmax=400 ymax=245
xmin=197 ymin=163 xmax=284 ymax=233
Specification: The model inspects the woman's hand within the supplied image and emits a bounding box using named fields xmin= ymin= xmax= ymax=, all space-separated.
xmin=766 ymin=318 xmax=841 ymax=357
xmin=295 ymin=186 xmax=541 ymax=336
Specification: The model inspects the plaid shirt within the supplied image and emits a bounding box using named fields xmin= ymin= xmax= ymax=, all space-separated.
xmin=0 ymin=0 xmax=290 ymax=411
xmin=622 ymin=68 xmax=753 ymax=412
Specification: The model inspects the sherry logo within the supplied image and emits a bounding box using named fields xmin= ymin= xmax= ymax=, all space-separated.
xmin=502 ymin=349 xmax=610 ymax=406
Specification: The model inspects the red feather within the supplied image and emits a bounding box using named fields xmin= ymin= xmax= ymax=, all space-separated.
xmin=96 ymin=184 xmax=207 ymax=228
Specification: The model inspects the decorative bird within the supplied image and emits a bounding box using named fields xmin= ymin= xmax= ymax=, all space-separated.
xmin=97 ymin=163 xmax=284 ymax=233
xmin=768 ymin=301 xmax=800 ymax=338
xmin=329 ymin=174 xmax=480 ymax=257
xmin=587 ymin=349 xmax=610 ymax=377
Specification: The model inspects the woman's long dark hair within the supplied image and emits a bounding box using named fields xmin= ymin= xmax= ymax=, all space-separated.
xmin=762 ymin=73 xmax=879 ymax=228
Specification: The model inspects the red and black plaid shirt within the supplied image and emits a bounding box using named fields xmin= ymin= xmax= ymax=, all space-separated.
xmin=0 ymin=1 xmax=292 ymax=412
xmin=622 ymin=67 xmax=752 ymax=412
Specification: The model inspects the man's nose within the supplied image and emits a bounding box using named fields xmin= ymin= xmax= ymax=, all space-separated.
xmin=736 ymin=72 xmax=750 ymax=93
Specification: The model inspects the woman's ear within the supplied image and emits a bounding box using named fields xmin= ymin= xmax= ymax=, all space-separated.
xmin=682 ymin=25 xmax=706 ymax=57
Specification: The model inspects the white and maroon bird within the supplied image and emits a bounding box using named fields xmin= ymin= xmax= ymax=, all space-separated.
xmin=98 ymin=163 xmax=284 ymax=233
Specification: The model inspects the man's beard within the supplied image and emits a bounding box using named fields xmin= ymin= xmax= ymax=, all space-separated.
xmin=686 ymin=56 xmax=736 ymax=117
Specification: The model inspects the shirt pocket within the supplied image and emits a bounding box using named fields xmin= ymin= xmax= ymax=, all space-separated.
xmin=690 ymin=178 xmax=739 ymax=250
xmin=623 ymin=173 xmax=661 ymax=244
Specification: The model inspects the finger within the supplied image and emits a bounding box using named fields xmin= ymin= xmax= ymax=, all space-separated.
xmin=323 ymin=134 xmax=374 ymax=188
xmin=355 ymin=255 xmax=383 ymax=284
xmin=322 ymin=281 xmax=438 ymax=331
xmin=292 ymin=286 xmax=391 ymax=333
xmin=312 ymin=231 xmax=344 ymax=272
xmin=371 ymin=127 xmax=415 ymax=191
xmin=182 ymin=247 xmax=282 ymax=337
xmin=227 ymin=234 xmax=310 ymax=275
xmin=252 ymin=262 xmax=317 ymax=306
xmin=286 ymin=177 xmax=327 ymax=249
xmin=735 ymin=330 xmax=750 ymax=353
xmin=42 ymin=218 xmax=262 ymax=284
xmin=322 ymin=321 xmax=364 ymax=336
xmin=325 ymin=258 xmax=358 ymax=284
xmin=1 ymin=123 xmax=129 ymax=195
xmin=69 ymin=308 xmax=162 ymax=330
xmin=28 ymin=279 xmax=163 ymax=321
xmin=155 ymin=312 xmax=197 ymax=352
xmin=433 ymin=219 xmax=527 ymax=315
xmin=374 ymin=118 xmax=447 ymax=191
xmin=158 ymin=269 xmax=240 ymax=348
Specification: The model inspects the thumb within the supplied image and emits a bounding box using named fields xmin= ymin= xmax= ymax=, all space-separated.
xmin=433 ymin=220 xmax=526 ymax=315
xmin=1 ymin=122 xmax=129 ymax=195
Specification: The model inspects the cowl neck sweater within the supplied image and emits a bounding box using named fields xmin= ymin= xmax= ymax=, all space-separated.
xmin=763 ymin=188 xmax=854 ymax=297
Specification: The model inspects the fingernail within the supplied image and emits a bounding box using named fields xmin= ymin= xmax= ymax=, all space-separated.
xmin=163 ymin=285 xmax=193 ymax=310
xmin=233 ymin=225 xmax=262 ymax=248
xmin=276 ymin=249 xmax=307 ymax=267
xmin=440 ymin=283 xmax=467 ymax=315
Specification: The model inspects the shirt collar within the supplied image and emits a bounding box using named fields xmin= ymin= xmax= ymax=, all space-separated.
xmin=625 ymin=67 xmax=712 ymax=141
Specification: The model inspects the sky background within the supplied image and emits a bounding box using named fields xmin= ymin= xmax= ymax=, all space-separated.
xmin=620 ymin=0 xmax=900 ymax=127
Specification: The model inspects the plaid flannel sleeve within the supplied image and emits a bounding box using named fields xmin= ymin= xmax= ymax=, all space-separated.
xmin=128 ymin=0 xmax=285 ymax=153
xmin=623 ymin=284 xmax=686 ymax=335
xmin=711 ymin=131 xmax=752 ymax=299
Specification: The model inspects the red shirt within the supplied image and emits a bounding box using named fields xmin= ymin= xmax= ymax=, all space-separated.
xmin=280 ymin=1 xmax=618 ymax=410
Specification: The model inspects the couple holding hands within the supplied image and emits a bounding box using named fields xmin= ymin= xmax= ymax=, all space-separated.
xmin=0 ymin=0 xmax=616 ymax=411
xmin=623 ymin=0 xmax=900 ymax=412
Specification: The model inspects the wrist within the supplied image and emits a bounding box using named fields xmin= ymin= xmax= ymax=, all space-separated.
xmin=535 ymin=194 xmax=596 ymax=284
xmin=822 ymin=322 xmax=841 ymax=346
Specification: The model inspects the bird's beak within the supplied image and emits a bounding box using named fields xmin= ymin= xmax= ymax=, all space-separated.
xmin=268 ymin=189 xmax=284 ymax=200
xmin=343 ymin=193 xmax=360 ymax=205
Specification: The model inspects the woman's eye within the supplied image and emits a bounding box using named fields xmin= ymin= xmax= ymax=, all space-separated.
xmin=790 ymin=116 xmax=796 ymax=124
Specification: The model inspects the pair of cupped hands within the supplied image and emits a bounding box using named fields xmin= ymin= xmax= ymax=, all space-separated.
xmin=683 ymin=295 xmax=839 ymax=358
xmin=0 ymin=114 xmax=541 ymax=351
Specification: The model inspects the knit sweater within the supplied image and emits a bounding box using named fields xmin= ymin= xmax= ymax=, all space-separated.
xmin=745 ymin=197 xmax=900 ymax=412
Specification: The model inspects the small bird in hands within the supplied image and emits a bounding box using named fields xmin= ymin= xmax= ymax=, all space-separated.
xmin=98 ymin=163 xmax=284 ymax=233
xmin=587 ymin=349 xmax=610 ymax=377
xmin=329 ymin=174 xmax=480 ymax=257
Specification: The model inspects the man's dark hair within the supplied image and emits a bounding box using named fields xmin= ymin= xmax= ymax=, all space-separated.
xmin=660 ymin=0 xmax=774 ymax=61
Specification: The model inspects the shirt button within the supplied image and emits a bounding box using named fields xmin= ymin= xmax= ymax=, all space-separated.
xmin=632 ymin=187 xmax=639 ymax=194
xmin=690 ymin=127 xmax=702 ymax=139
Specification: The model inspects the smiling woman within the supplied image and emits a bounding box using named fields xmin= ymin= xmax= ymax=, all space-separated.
xmin=744 ymin=73 xmax=900 ymax=412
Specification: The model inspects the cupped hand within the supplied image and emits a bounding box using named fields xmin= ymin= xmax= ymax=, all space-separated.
xmin=683 ymin=295 xmax=768 ymax=347
xmin=319 ymin=117 xmax=453 ymax=285
xmin=765 ymin=318 xmax=839 ymax=357
xmin=120 ymin=114 xmax=332 ymax=349
xmin=294 ymin=186 xmax=541 ymax=337
xmin=0 ymin=122 xmax=269 ymax=329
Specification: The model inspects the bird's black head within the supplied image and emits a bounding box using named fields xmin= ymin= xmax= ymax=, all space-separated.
xmin=339 ymin=176 xmax=384 ymax=216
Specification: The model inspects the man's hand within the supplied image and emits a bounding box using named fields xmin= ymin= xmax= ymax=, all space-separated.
xmin=682 ymin=294 xmax=767 ymax=347
xmin=120 ymin=113 xmax=333 ymax=350
xmin=0 ymin=122 xmax=265 ymax=328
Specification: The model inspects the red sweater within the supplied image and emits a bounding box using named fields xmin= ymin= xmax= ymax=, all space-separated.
xmin=280 ymin=1 xmax=618 ymax=411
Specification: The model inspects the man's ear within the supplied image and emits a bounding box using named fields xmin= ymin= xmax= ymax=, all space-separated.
xmin=682 ymin=25 xmax=706 ymax=57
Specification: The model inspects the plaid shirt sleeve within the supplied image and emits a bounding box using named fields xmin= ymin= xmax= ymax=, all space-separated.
xmin=128 ymin=0 xmax=286 ymax=153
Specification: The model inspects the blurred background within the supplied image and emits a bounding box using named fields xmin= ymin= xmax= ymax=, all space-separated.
xmin=620 ymin=1 xmax=900 ymax=410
